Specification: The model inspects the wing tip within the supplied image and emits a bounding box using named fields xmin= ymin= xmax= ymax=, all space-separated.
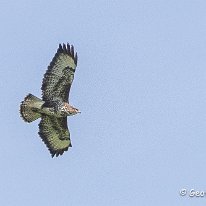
xmin=49 ymin=139 xmax=72 ymax=157
xmin=50 ymin=147 xmax=69 ymax=158
xmin=38 ymin=125 xmax=71 ymax=158
xmin=58 ymin=43 xmax=78 ymax=66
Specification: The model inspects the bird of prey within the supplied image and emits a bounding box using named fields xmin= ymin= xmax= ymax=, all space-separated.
xmin=20 ymin=43 xmax=80 ymax=157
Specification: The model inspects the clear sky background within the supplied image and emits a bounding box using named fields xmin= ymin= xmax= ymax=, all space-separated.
xmin=1 ymin=1 xmax=206 ymax=205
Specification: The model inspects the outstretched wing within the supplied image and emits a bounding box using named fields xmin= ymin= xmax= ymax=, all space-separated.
xmin=38 ymin=115 xmax=72 ymax=157
xmin=41 ymin=43 xmax=78 ymax=102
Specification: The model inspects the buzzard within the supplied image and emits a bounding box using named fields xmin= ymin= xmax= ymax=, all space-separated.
xmin=20 ymin=43 xmax=80 ymax=157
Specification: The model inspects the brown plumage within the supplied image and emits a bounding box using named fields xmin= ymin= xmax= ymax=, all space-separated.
xmin=20 ymin=43 xmax=80 ymax=157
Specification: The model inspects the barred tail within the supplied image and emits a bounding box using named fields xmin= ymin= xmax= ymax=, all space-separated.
xmin=20 ymin=94 xmax=44 ymax=123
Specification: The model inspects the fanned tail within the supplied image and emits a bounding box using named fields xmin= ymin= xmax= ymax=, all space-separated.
xmin=20 ymin=94 xmax=44 ymax=123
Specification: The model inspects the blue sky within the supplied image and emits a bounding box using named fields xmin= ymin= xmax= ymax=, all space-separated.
xmin=1 ymin=1 xmax=206 ymax=205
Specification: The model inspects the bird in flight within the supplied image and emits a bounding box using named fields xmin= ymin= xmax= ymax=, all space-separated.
xmin=20 ymin=43 xmax=80 ymax=157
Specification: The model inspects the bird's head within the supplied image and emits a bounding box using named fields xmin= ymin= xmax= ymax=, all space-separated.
xmin=62 ymin=103 xmax=81 ymax=116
